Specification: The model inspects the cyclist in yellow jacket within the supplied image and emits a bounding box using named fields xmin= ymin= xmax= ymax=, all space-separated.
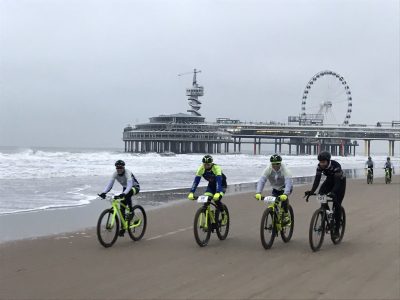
xmin=188 ymin=155 xmax=227 ymax=215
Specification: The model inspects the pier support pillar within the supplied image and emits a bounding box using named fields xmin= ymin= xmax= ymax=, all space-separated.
xmin=364 ymin=140 xmax=371 ymax=157
xmin=389 ymin=140 xmax=395 ymax=156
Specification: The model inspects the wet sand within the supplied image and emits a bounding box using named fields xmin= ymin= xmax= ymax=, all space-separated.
xmin=1 ymin=176 xmax=399 ymax=299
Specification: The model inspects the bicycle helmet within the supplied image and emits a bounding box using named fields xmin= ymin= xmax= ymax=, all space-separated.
xmin=270 ymin=154 xmax=282 ymax=164
xmin=202 ymin=155 xmax=213 ymax=164
xmin=317 ymin=151 xmax=331 ymax=162
xmin=115 ymin=160 xmax=125 ymax=167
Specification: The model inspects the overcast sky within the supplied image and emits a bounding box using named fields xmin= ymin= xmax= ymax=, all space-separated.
xmin=0 ymin=0 xmax=399 ymax=148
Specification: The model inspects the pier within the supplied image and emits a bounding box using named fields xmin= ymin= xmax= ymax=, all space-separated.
xmin=123 ymin=69 xmax=400 ymax=156
xmin=124 ymin=120 xmax=399 ymax=156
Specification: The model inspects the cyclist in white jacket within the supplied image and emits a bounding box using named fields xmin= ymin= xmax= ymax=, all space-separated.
xmin=255 ymin=154 xmax=293 ymax=225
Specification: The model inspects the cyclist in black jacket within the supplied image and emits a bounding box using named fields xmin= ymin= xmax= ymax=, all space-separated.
xmin=305 ymin=151 xmax=346 ymax=238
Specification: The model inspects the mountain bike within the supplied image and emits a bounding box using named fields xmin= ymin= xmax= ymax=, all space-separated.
xmin=384 ymin=168 xmax=392 ymax=184
xmin=97 ymin=194 xmax=147 ymax=248
xmin=306 ymin=194 xmax=346 ymax=252
xmin=193 ymin=195 xmax=230 ymax=247
xmin=366 ymin=168 xmax=373 ymax=184
xmin=259 ymin=196 xmax=294 ymax=250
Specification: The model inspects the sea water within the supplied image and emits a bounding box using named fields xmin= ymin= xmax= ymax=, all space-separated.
xmin=0 ymin=146 xmax=397 ymax=215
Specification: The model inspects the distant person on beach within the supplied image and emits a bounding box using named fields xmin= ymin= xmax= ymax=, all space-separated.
xmin=99 ymin=160 xmax=140 ymax=236
xmin=305 ymin=151 xmax=346 ymax=239
xmin=255 ymin=154 xmax=293 ymax=226
xmin=384 ymin=157 xmax=395 ymax=180
xmin=188 ymin=155 xmax=227 ymax=214
xmin=365 ymin=156 xmax=375 ymax=175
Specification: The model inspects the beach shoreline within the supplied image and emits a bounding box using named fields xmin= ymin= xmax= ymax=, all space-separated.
xmin=1 ymin=175 xmax=399 ymax=299
xmin=0 ymin=168 xmax=387 ymax=243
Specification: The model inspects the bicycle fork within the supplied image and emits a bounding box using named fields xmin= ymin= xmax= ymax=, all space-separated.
xmin=199 ymin=206 xmax=216 ymax=230
xmin=269 ymin=205 xmax=282 ymax=234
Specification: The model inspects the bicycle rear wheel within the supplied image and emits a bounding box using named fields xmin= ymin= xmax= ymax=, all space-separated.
xmin=309 ymin=209 xmax=325 ymax=252
xmin=194 ymin=207 xmax=211 ymax=247
xmin=128 ymin=205 xmax=147 ymax=241
xmin=216 ymin=205 xmax=230 ymax=241
xmin=260 ymin=208 xmax=276 ymax=249
xmin=97 ymin=209 xmax=119 ymax=248
xmin=280 ymin=205 xmax=294 ymax=243
xmin=331 ymin=206 xmax=346 ymax=244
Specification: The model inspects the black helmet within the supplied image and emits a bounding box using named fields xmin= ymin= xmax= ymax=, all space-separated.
xmin=115 ymin=160 xmax=125 ymax=167
xmin=270 ymin=154 xmax=282 ymax=164
xmin=318 ymin=151 xmax=331 ymax=162
xmin=387 ymin=157 xmax=391 ymax=160
xmin=202 ymin=155 xmax=213 ymax=164
xmin=368 ymin=156 xmax=371 ymax=160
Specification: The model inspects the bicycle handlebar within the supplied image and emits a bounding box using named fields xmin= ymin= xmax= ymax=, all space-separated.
xmin=305 ymin=193 xmax=316 ymax=202
xmin=97 ymin=193 xmax=125 ymax=201
xmin=305 ymin=193 xmax=335 ymax=203
xmin=193 ymin=195 xmax=213 ymax=200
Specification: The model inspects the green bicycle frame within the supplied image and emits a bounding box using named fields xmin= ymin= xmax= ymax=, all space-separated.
xmin=267 ymin=201 xmax=283 ymax=231
xmin=108 ymin=198 xmax=142 ymax=230
xmin=198 ymin=205 xmax=216 ymax=230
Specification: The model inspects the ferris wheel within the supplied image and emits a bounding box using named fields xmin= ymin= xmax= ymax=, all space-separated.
xmin=300 ymin=70 xmax=353 ymax=125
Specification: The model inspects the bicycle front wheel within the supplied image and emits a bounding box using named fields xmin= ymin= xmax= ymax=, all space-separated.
xmin=97 ymin=209 xmax=119 ymax=248
xmin=331 ymin=206 xmax=346 ymax=244
xmin=128 ymin=205 xmax=147 ymax=241
xmin=216 ymin=205 xmax=230 ymax=241
xmin=260 ymin=208 xmax=276 ymax=249
xmin=280 ymin=205 xmax=294 ymax=243
xmin=309 ymin=209 xmax=325 ymax=252
xmin=194 ymin=207 xmax=211 ymax=247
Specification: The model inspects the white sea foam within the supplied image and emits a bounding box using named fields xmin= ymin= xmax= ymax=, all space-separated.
xmin=0 ymin=148 xmax=398 ymax=214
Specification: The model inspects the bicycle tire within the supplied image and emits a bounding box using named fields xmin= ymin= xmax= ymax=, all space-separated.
xmin=216 ymin=204 xmax=230 ymax=241
xmin=194 ymin=207 xmax=211 ymax=247
xmin=260 ymin=208 xmax=276 ymax=249
xmin=331 ymin=206 xmax=346 ymax=244
xmin=97 ymin=208 xmax=119 ymax=248
xmin=128 ymin=205 xmax=147 ymax=241
xmin=280 ymin=205 xmax=294 ymax=243
xmin=309 ymin=209 xmax=325 ymax=252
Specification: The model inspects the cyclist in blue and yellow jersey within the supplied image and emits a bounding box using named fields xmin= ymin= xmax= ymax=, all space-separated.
xmin=255 ymin=154 xmax=293 ymax=225
xmin=188 ymin=155 xmax=227 ymax=213
xmin=384 ymin=157 xmax=395 ymax=180
xmin=99 ymin=160 xmax=140 ymax=236
xmin=305 ymin=151 xmax=346 ymax=239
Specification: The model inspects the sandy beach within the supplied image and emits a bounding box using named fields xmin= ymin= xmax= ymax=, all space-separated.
xmin=1 ymin=176 xmax=399 ymax=300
